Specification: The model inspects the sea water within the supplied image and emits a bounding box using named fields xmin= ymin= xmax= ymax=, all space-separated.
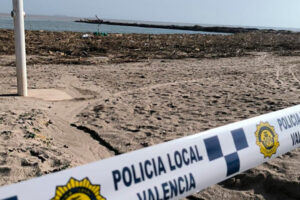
xmin=0 ymin=15 xmax=225 ymax=34
xmin=1 ymin=15 xmax=299 ymax=35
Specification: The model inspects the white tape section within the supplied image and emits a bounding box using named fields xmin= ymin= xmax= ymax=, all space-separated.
xmin=0 ymin=105 xmax=300 ymax=200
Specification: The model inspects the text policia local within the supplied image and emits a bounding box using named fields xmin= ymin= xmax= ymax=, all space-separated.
xmin=112 ymin=145 xmax=202 ymax=198
xmin=277 ymin=112 xmax=300 ymax=146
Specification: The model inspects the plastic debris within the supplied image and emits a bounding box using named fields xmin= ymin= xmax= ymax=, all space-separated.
xmin=82 ymin=34 xmax=91 ymax=38
xmin=93 ymin=32 xmax=108 ymax=36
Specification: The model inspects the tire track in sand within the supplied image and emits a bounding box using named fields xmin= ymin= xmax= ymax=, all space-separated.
xmin=289 ymin=65 xmax=300 ymax=83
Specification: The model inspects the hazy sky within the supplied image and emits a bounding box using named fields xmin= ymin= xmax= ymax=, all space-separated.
xmin=1 ymin=0 xmax=300 ymax=28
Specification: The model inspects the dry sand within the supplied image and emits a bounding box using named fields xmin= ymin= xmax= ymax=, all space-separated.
xmin=0 ymin=30 xmax=300 ymax=199
xmin=0 ymin=52 xmax=299 ymax=199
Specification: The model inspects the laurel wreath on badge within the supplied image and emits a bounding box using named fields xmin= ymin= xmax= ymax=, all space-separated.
xmin=255 ymin=122 xmax=280 ymax=158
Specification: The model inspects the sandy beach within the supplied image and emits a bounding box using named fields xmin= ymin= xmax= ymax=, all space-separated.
xmin=0 ymin=30 xmax=300 ymax=199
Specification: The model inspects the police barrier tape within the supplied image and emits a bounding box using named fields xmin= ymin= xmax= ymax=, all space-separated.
xmin=1 ymin=106 xmax=300 ymax=200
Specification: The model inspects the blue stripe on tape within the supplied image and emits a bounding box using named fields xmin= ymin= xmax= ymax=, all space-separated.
xmin=204 ymin=128 xmax=248 ymax=177
xmin=204 ymin=136 xmax=223 ymax=161
xmin=1 ymin=197 xmax=18 ymax=200
xmin=225 ymin=152 xmax=240 ymax=176
xmin=231 ymin=128 xmax=248 ymax=151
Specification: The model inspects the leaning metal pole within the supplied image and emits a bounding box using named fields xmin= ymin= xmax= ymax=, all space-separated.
xmin=12 ymin=0 xmax=27 ymax=96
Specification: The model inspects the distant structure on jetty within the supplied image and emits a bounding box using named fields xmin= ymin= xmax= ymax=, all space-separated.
xmin=75 ymin=17 xmax=292 ymax=34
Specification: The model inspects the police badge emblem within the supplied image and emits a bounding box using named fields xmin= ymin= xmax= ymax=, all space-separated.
xmin=51 ymin=177 xmax=106 ymax=200
xmin=255 ymin=122 xmax=279 ymax=158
